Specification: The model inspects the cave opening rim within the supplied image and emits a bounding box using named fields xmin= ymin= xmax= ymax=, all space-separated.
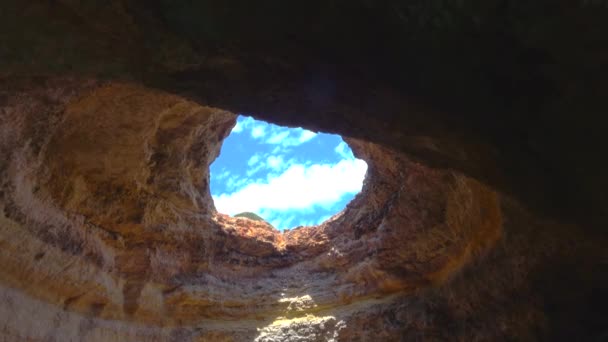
xmin=209 ymin=114 xmax=370 ymax=231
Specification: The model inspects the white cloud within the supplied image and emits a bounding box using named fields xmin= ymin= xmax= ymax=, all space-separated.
xmin=231 ymin=116 xmax=254 ymax=134
xmin=268 ymin=215 xmax=296 ymax=229
xmin=212 ymin=169 xmax=231 ymax=181
xmin=298 ymin=130 xmax=317 ymax=143
xmin=266 ymin=155 xmax=284 ymax=170
xmin=247 ymin=154 xmax=261 ymax=166
xmin=251 ymin=124 xmax=267 ymax=139
xmin=269 ymin=217 xmax=282 ymax=229
xmin=334 ymin=141 xmax=353 ymax=159
xmin=246 ymin=162 xmax=266 ymax=177
xmin=264 ymin=126 xmax=317 ymax=147
xmin=213 ymin=158 xmax=368 ymax=216
xmin=232 ymin=116 xmax=316 ymax=147
xmin=212 ymin=116 xmax=363 ymax=229
xmin=232 ymin=121 xmax=244 ymax=133
xmin=266 ymin=131 xmax=290 ymax=144
xmin=225 ymin=175 xmax=252 ymax=192
xmin=271 ymin=145 xmax=284 ymax=154
xmin=316 ymin=215 xmax=331 ymax=225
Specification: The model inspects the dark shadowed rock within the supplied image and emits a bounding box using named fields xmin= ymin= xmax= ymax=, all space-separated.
xmin=0 ymin=1 xmax=607 ymax=341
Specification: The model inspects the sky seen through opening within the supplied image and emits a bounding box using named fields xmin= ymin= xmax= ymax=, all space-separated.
xmin=210 ymin=115 xmax=367 ymax=230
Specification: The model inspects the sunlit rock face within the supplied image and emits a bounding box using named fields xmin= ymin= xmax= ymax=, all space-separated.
xmin=1 ymin=2 xmax=608 ymax=341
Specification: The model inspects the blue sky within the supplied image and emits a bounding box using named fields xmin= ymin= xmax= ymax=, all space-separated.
xmin=210 ymin=115 xmax=367 ymax=230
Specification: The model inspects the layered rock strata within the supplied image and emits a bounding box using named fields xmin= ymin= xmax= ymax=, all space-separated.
xmin=0 ymin=81 xmax=604 ymax=341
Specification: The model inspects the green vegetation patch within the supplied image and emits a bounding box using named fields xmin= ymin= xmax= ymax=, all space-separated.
xmin=234 ymin=212 xmax=266 ymax=222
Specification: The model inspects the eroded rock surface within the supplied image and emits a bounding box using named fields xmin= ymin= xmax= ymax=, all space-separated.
xmin=1 ymin=2 xmax=607 ymax=341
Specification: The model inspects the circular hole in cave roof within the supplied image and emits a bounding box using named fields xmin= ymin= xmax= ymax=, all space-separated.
xmin=210 ymin=115 xmax=368 ymax=230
